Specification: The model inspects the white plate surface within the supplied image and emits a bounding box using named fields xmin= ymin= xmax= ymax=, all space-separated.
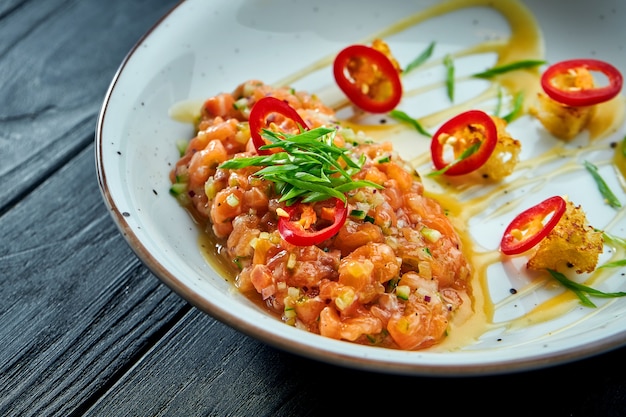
xmin=96 ymin=0 xmax=626 ymax=376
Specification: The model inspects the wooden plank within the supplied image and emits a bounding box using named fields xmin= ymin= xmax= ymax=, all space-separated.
xmin=0 ymin=2 xmax=183 ymax=414
xmin=0 ymin=0 xmax=179 ymax=214
xmin=84 ymin=304 xmax=626 ymax=417
xmin=85 ymin=313 xmax=321 ymax=417
xmin=0 ymin=143 xmax=191 ymax=416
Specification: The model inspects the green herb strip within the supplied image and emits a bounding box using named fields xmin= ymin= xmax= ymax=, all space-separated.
xmin=494 ymin=87 xmax=504 ymax=118
xmin=548 ymin=269 xmax=626 ymax=308
xmin=388 ymin=109 xmax=431 ymax=137
xmin=427 ymin=142 xmax=481 ymax=177
xmin=583 ymin=160 xmax=622 ymax=208
xmin=603 ymin=231 xmax=626 ymax=248
xmin=472 ymin=59 xmax=546 ymax=79
xmin=404 ymin=41 xmax=435 ymax=74
xmin=502 ymin=91 xmax=524 ymax=123
xmin=176 ymin=139 xmax=189 ymax=157
xmin=444 ymin=54 xmax=455 ymax=101
xmin=599 ymin=232 xmax=626 ymax=269
xmin=219 ymin=127 xmax=382 ymax=205
xmin=599 ymin=259 xmax=626 ymax=269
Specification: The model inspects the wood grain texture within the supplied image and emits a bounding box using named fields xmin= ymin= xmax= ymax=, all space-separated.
xmin=0 ymin=0 xmax=180 ymax=215
xmin=0 ymin=0 xmax=186 ymax=415
xmin=0 ymin=143 xmax=191 ymax=416
xmin=85 ymin=306 xmax=626 ymax=417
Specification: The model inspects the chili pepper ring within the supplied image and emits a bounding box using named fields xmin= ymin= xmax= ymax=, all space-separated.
xmin=500 ymin=195 xmax=567 ymax=255
xmin=541 ymin=59 xmax=623 ymax=107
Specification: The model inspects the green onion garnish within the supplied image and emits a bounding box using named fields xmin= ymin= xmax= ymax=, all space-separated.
xmin=404 ymin=41 xmax=435 ymax=74
xmin=502 ymin=91 xmax=524 ymax=123
xmin=175 ymin=139 xmax=188 ymax=157
xmin=169 ymin=182 xmax=187 ymax=196
xmin=427 ymin=142 xmax=480 ymax=177
xmin=349 ymin=209 xmax=366 ymax=219
xmin=599 ymin=259 xmax=626 ymax=269
xmin=603 ymin=231 xmax=626 ymax=248
xmin=583 ymin=160 xmax=622 ymax=208
xmin=472 ymin=59 xmax=546 ymax=79
xmin=599 ymin=231 xmax=626 ymax=269
xmin=494 ymin=86 xmax=504 ymax=117
xmin=219 ymin=127 xmax=383 ymax=205
xmin=444 ymin=54 xmax=455 ymax=101
xmin=548 ymin=269 xmax=626 ymax=308
xmin=388 ymin=109 xmax=432 ymax=137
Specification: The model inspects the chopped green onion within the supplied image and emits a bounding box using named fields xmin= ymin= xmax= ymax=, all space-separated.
xmin=599 ymin=232 xmax=626 ymax=269
xmin=396 ymin=285 xmax=411 ymax=301
xmin=286 ymin=252 xmax=297 ymax=269
xmin=232 ymin=257 xmax=243 ymax=270
xmin=386 ymin=278 xmax=399 ymax=292
xmin=427 ymin=142 xmax=481 ymax=177
xmin=421 ymin=227 xmax=442 ymax=242
xmin=350 ymin=209 xmax=367 ymax=219
xmin=599 ymin=259 xmax=626 ymax=269
xmin=335 ymin=290 xmax=355 ymax=310
xmin=502 ymin=91 xmax=524 ymax=123
xmin=169 ymin=182 xmax=187 ymax=196
xmin=219 ymin=126 xmax=383 ymax=205
xmin=233 ymin=97 xmax=248 ymax=111
xmin=404 ymin=41 xmax=435 ymax=74
xmin=444 ymin=54 xmax=455 ymax=101
xmin=175 ymin=139 xmax=188 ymax=157
xmin=548 ymin=269 xmax=626 ymax=308
xmin=226 ymin=193 xmax=240 ymax=207
xmin=494 ymin=86 xmax=504 ymax=117
xmin=472 ymin=59 xmax=546 ymax=79
xmin=583 ymin=160 xmax=622 ymax=208
xmin=388 ymin=109 xmax=432 ymax=137
xmin=603 ymin=231 xmax=626 ymax=248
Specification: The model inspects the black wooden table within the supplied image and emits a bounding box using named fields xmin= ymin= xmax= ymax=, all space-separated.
xmin=2 ymin=1 xmax=626 ymax=416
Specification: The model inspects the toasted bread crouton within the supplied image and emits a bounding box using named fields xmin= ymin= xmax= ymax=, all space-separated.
xmin=527 ymin=199 xmax=603 ymax=273
xmin=371 ymin=38 xmax=402 ymax=73
xmin=530 ymin=92 xmax=595 ymax=141
xmin=529 ymin=67 xmax=596 ymax=141
xmin=477 ymin=116 xmax=521 ymax=180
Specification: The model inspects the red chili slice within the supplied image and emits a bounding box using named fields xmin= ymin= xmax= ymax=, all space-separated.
xmin=430 ymin=109 xmax=498 ymax=176
xmin=541 ymin=59 xmax=623 ymax=107
xmin=500 ymin=195 xmax=567 ymax=255
xmin=333 ymin=44 xmax=403 ymax=114
xmin=249 ymin=96 xmax=309 ymax=155
xmin=278 ymin=198 xmax=348 ymax=246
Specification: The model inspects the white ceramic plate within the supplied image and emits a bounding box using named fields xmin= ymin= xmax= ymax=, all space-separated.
xmin=96 ymin=0 xmax=626 ymax=376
